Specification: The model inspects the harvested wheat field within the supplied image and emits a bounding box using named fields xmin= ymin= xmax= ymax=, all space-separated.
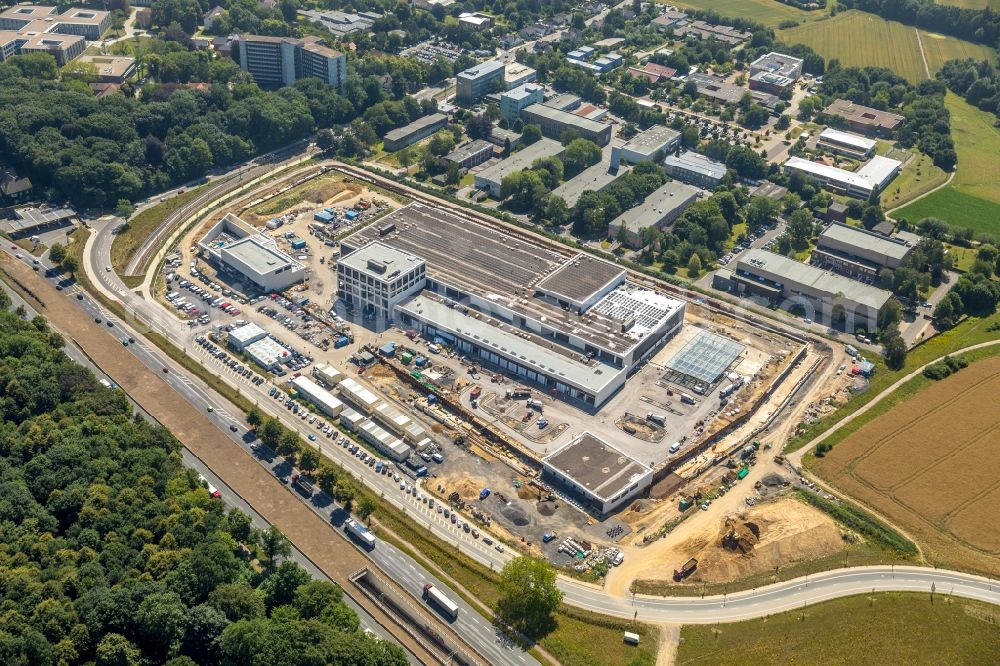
xmin=813 ymin=356 xmax=1000 ymax=576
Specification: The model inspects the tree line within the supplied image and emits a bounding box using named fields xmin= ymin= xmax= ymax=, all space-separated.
xmin=0 ymin=299 xmax=405 ymax=665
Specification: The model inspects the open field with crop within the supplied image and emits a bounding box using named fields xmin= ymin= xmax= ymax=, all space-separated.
xmin=812 ymin=355 xmax=1000 ymax=576
xmin=778 ymin=11 xmax=995 ymax=82
xmin=894 ymin=94 xmax=1000 ymax=234
xmin=663 ymin=0 xmax=821 ymax=28
xmin=937 ymin=0 xmax=1000 ymax=8
xmin=677 ymin=593 xmax=1000 ymax=665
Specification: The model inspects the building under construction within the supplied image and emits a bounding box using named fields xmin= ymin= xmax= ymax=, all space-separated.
xmin=338 ymin=203 xmax=685 ymax=408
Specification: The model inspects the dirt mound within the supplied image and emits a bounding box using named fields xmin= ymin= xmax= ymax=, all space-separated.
xmin=537 ymin=501 xmax=557 ymax=516
xmin=761 ymin=473 xmax=786 ymax=487
xmin=443 ymin=474 xmax=488 ymax=501
xmin=721 ymin=517 xmax=761 ymax=554
xmin=502 ymin=505 xmax=530 ymax=526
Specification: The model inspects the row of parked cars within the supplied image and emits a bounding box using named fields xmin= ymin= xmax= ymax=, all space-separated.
xmin=195 ymin=335 xmax=266 ymax=385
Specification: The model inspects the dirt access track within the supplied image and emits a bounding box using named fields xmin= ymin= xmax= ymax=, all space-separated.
xmin=0 ymin=257 xmax=461 ymax=666
xmin=813 ymin=356 xmax=1000 ymax=577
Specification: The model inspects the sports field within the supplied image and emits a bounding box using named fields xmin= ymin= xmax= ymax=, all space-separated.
xmin=778 ymin=11 xmax=995 ymax=83
xmin=665 ymin=0 xmax=822 ymax=28
xmin=894 ymin=94 xmax=1000 ymax=234
xmin=812 ymin=356 xmax=1000 ymax=577
xmin=678 ymin=593 xmax=1000 ymax=665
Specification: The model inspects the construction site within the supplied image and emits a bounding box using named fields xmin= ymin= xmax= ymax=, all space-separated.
xmin=153 ymin=162 xmax=863 ymax=585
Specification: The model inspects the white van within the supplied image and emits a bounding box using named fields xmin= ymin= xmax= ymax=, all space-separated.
xmin=669 ymin=442 xmax=682 ymax=454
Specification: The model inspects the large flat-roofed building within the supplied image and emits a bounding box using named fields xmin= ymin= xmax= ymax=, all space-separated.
xmin=663 ymin=151 xmax=727 ymax=188
xmin=784 ymin=155 xmax=901 ymax=199
xmin=520 ymin=103 xmax=612 ymax=146
xmin=0 ymin=5 xmax=109 ymax=40
xmin=300 ymin=9 xmax=377 ymax=37
xmin=456 ymin=59 xmax=505 ymax=105
xmin=474 ymin=138 xmax=563 ymax=197
xmin=542 ymin=432 xmax=653 ymax=516
xmin=504 ymin=62 xmax=536 ymax=89
xmin=236 ymin=35 xmax=346 ymax=89
xmin=245 ymin=336 xmax=293 ymax=370
xmin=687 ymin=73 xmax=779 ymax=109
xmin=618 ymin=125 xmax=681 ymax=164
xmin=823 ymin=99 xmax=904 ymax=136
xmin=340 ymin=204 xmax=686 ymax=408
xmin=227 ymin=322 xmax=268 ymax=351
xmin=442 ymin=139 xmax=494 ymax=169
xmin=812 ymin=222 xmax=915 ymax=279
xmin=729 ymin=249 xmax=891 ymax=331
xmin=336 ymin=240 xmax=426 ymax=325
xmin=290 ymin=375 xmax=344 ymax=417
xmin=749 ymin=51 xmax=803 ymax=81
xmin=6 ymin=31 xmax=84 ymax=64
xmin=500 ymin=83 xmax=544 ymax=123
xmin=76 ymin=54 xmax=136 ymax=82
xmin=383 ymin=113 xmax=448 ymax=152
xmin=749 ymin=71 xmax=795 ymax=95
xmin=682 ymin=20 xmax=751 ymax=45
xmin=607 ymin=180 xmax=700 ymax=248
xmin=551 ymin=160 xmax=630 ymax=207
xmin=198 ymin=213 xmax=306 ymax=292
xmin=817 ymin=128 xmax=877 ymax=159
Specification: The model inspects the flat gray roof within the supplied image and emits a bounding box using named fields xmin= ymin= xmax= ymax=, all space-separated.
xmin=739 ymin=249 xmax=891 ymax=309
xmin=536 ymin=253 xmax=625 ymax=305
xmin=550 ymin=160 xmax=630 ymax=207
xmin=444 ymin=139 xmax=493 ymax=164
xmin=384 ymin=113 xmax=447 ymax=142
xmin=818 ymin=223 xmax=911 ymax=262
xmin=608 ymin=180 xmax=700 ymax=233
xmin=398 ymin=294 xmax=623 ymax=393
xmin=457 ymin=59 xmax=504 ymax=80
xmin=339 ymin=240 xmax=424 ymax=277
xmin=475 ymin=137 xmax=563 ymax=185
xmin=7 ymin=207 xmax=75 ymax=232
xmin=522 ymin=103 xmax=609 ymax=134
xmin=543 ymin=432 xmax=649 ymax=501
xmin=663 ymin=150 xmax=727 ymax=180
xmin=223 ymin=237 xmax=299 ymax=275
xmin=620 ymin=125 xmax=680 ymax=156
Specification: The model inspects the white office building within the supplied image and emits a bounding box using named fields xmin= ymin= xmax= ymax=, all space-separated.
xmin=336 ymin=239 xmax=426 ymax=327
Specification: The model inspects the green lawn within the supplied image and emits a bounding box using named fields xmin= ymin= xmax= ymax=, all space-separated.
xmin=936 ymin=0 xmax=1000 ymax=8
xmin=677 ymin=593 xmax=1000 ymax=665
xmin=881 ymin=151 xmax=949 ymax=210
xmin=894 ymin=94 xmax=1000 ymax=235
xmin=778 ymin=11 xmax=995 ymax=83
xmin=664 ymin=0 xmax=822 ymax=28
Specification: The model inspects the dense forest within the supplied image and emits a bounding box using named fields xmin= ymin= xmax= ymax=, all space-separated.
xmin=938 ymin=58 xmax=1000 ymax=117
xmin=0 ymin=295 xmax=406 ymax=666
xmin=838 ymin=0 xmax=1000 ymax=50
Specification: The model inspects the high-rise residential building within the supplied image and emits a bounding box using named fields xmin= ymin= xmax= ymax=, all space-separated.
xmin=237 ymin=35 xmax=346 ymax=89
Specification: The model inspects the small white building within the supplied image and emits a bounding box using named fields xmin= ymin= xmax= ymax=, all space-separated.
xmin=291 ymin=375 xmax=344 ymax=417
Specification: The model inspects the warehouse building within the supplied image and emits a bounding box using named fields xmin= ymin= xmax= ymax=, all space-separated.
xmin=244 ymin=336 xmax=293 ymax=370
xmin=663 ymin=151 xmax=727 ymax=188
xmin=358 ymin=419 xmax=411 ymax=461
xmin=542 ymin=432 xmax=653 ymax=516
xmin=442 ymin=139 xmax=494 ymax=169
xmin=456 ymin=59 xmax=505 ymax=105
xmin=337 ymin=377 xmax=381 ymax=414
xmin=383 ymin=113 xmax=448 ymax=152
xmin=783 ymin=155 xmax=901 ymax=199
xmin=290 ymin=375 xmax=345 ymax=417
xmin=823 ymin=99 xmax=904 ymax=136
xmin=500 ymin=83 xmax=544 ymax=123
xmin=551 ymin=159 xmax=630 ymax=207
xmin=228 ymin=322 xmax=268 ymax=351
xmin=474 ymin=138 xmax=563 ymax=197
xmin=520 ymin=103 xmax=612 ymax=146
xmin=199 ymin=214 xmax=306 ymax=292
xmin=812 ymin=222 xmax=915 ymax=279
xmin=617 ymin=125 xmax=681 ymax=164
xmin=817 ymin=128 xmax=877 ymax=159
xmin=339 ymin=204 xmax=686 ymax=408
xmin=724 ymin=249 xmax=891 ymax=331
xmin=607 ymin=181 xmax=700 ymax=248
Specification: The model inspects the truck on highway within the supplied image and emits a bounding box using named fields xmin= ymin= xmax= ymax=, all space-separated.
xmin=673 ymin=558 xmax=698 ymax=581
xmin=422 ymin=583 xmax=459 ymax=621
xmin=344 ymin=518 xmax=376 ymax=549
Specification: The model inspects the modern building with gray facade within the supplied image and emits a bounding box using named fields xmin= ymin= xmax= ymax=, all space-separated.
xmin=811 ymin=222 xmax=915 ymax=279
xmin=618 ymin=124 xmax=681 ymax=164
xmin=456 ymin=59 xmax=505 ymax=105
xmin=500 ymin=83 xmax=544 ymax=124
xmin=198 ymin=213 xmax=306 ymax=292
xmin=336 ymin=240 xmax=426 ymax=324
xmin=663 ymin=151 xmax=727 ymax=188
xmin=237 ymin=35 xmax=346 ymax=89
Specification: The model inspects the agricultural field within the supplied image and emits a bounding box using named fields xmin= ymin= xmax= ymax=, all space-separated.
xmin=778 ymin=11 xmax=995 ymax=83
xmin=811 ymin=356 xmax=1000 ymax=577
xmin=664 ymin=0 xmax=823 ymax=28
xmin=678 ymin=593 xmax=1000 ymax=665
xmin=894 ymin=94 xmax=1000 ymax=234
xmin=937 ymin=0 xmax=1000 ymax=8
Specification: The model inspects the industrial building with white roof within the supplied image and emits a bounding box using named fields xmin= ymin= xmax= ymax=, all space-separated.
xmin=783 ymin=155 xmax=902 ymax=199
xmin=338 ymin=203 xmax=686 ymax=408
xmin=199 ymin=213 xmax=306 ymax=292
